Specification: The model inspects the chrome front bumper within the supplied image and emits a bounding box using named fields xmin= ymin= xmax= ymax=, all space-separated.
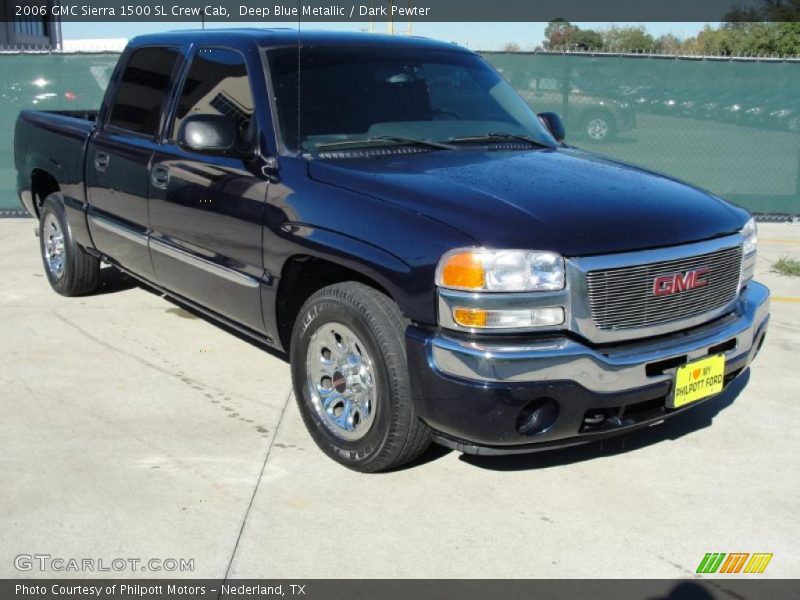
xmin=431 ymin=282 xmax=770 ymax=393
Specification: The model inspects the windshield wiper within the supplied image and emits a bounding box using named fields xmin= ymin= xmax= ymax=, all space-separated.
xmin=447 ymin=132 xmax=551 ymax=147
xmin=314 ymin=135 xmax=457 ymax=152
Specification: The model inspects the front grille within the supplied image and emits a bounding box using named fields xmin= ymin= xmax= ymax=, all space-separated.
xmin=587 ymin=245 xmax=742 ymax=330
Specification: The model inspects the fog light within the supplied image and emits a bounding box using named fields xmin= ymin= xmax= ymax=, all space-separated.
xmin=516 ymin=397 xmax=560 ymax=436
xmin=452 ymin=307 xmax=564 ymax=329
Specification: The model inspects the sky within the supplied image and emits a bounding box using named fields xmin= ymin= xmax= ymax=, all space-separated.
xmin=61 ymin=21 xmax=712 ymax=50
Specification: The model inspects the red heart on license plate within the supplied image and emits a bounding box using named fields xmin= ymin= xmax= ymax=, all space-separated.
xmin=693 ymin=369 xmax=701 ymax=380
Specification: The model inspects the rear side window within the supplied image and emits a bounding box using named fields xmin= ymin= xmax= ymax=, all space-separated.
xmin=171 ymin=48 xmax=255 ymax=152
xmin=107 ymin=47 xmax=180 ymax=136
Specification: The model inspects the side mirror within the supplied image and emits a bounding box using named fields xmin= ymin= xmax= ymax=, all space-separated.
xmin=178 ymin=114 xmax=238 ymax=152
xmin=538 ymin=112 xmax=565 ymax=143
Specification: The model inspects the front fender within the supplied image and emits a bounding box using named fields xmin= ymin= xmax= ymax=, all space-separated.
xmin=261 ymin=158 xmax=473 ymax=344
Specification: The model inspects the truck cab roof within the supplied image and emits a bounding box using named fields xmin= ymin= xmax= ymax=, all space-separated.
xmin=127 ymin=28 xmax=469 ymax=53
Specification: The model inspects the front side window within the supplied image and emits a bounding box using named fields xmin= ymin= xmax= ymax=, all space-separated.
xmin=266 ymin=45 xmax=556 ymax=153
xmin=171 ymin=48 xmax=255 ymax=154
xmin=107 ymin=47 xmax=180 ymax=136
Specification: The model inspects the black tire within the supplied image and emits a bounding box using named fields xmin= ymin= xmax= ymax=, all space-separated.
xmin=581 ymin=111 xmax=617 ymax=142
xmin=290 ymin=282 xmax=432 ymax=472
xmin=39 ymin=193 xmax=100 ymax=296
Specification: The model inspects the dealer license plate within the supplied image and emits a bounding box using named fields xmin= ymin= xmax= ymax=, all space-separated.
xmin=669 ymin=354 xmax=726 ymax=408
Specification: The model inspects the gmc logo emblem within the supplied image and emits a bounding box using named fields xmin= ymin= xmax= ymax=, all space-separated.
xmin=653 ymin=267 xmax=710 ymax=296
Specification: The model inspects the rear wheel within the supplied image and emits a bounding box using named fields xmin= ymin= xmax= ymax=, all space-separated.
xmin=39 ymin=193 xmax=100 ymax=296
xmin=582 ymin=111 xmax=617 ymax=141
xmin=290 ymin=282 xmax=432 ymax=472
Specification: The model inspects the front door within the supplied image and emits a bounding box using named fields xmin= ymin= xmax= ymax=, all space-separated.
xmin=148 ymin=47 xmax=268 ymax=334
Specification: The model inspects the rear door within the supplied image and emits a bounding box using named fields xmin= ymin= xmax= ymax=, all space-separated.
xmin=86 ymin=46 xmax=181 ymax=280
xmin=147 ymin=47 xmax=268 ymax=334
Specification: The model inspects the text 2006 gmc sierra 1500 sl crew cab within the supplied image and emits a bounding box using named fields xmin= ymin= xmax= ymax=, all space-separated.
xmin=14 ymin=30 xmax=770 ymax=471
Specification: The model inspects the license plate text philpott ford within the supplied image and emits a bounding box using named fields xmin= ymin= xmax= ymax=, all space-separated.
xmin=671 ymin=354 xmax=726 ymax=408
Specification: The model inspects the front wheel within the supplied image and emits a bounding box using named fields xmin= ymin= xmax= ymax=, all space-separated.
xmin=290 ymin=282 xmax=432 ymax=472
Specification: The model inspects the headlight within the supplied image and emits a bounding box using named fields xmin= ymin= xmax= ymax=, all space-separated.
xmin=740 ymin=217 xmax=757 ymax=288
xmin=741 ymin=217 xmax=757 ymax=256
xmin=436 ymin=249 xmax=565 ymax=292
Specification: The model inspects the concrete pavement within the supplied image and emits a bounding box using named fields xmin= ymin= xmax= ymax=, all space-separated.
xmin=1 ymin=219 xmax=798 ymax=579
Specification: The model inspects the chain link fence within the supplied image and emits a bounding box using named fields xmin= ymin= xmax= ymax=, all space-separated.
xmin=0 ymin=50 xmax=119 ymax=215
xmin=1 ymin=49 xmax=798 ymax=217
xmin=485 ymin=51 xmax=800 ymax=218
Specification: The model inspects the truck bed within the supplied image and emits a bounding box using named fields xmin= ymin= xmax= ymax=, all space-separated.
xmin=14 ymin=109 xmax=98 ymax=221
xmin=17 ymin=108 xmax=98 ymax=138
xmin=33 ymin=109 xmax=99 ymax=122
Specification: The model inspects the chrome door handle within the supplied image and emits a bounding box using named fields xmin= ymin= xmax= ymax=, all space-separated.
xmin=150 ymin=165 xmax=170 ymax=190
xmin=94 ymin=152 xmax=110 ymax=171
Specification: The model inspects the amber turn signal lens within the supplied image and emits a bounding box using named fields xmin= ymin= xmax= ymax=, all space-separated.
xmin=452 ymin=307 xmax=565 ymax=329
xmin=452 ymin=307 xmax=489 ymax=327
xmin=440 ymin=251 xmax=485 ymax=290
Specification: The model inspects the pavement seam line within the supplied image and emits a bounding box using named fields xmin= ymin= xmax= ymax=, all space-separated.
xmin=221 ymin=388 xmax=294 ymax=584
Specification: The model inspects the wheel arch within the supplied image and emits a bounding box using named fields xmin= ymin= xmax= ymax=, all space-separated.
xmin=30 ymin=169 xmax=61 ymax=217
xmin=274 ymin=254 xmax=401 ymax=353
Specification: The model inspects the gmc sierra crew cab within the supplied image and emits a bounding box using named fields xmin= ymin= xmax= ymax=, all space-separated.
xmin=14 ymin=30 xmax=770 ymax=472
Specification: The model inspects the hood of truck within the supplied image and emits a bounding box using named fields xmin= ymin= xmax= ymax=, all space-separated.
xmin=307 ymin=147 xmax=749 ymax=257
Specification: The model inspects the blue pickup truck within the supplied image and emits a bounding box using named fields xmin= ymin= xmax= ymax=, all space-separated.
xmin=14 ymin=29 xmax=769 ymax=471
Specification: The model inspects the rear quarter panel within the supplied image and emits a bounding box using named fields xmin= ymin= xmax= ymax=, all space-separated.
xmin=15 ymin=110 xmax=95 ymax=247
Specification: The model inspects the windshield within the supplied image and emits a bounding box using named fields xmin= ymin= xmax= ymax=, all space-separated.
xmin=265 ymin=45 xmax=557 ymax=154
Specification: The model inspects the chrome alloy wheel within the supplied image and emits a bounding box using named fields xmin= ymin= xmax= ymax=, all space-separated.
xmin=305 ymin=322 xmax=377 ymax=441
xmin=43 ymin=213 xmax=66 ymax=279
xmin=586 ymin=118 xmax=609 ymax=140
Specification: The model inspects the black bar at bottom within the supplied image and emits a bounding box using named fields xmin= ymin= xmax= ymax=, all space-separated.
xmin=1 ymin=579 xmax=798 ymax=600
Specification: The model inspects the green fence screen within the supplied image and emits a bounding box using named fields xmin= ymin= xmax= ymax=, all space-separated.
xmin=0 ymin=52 xmax=120 ymax=214
xmin=1 ymin=50 xmax=799 ymax=215
xmin=484 ymin=52 xmax=800 ymax=216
